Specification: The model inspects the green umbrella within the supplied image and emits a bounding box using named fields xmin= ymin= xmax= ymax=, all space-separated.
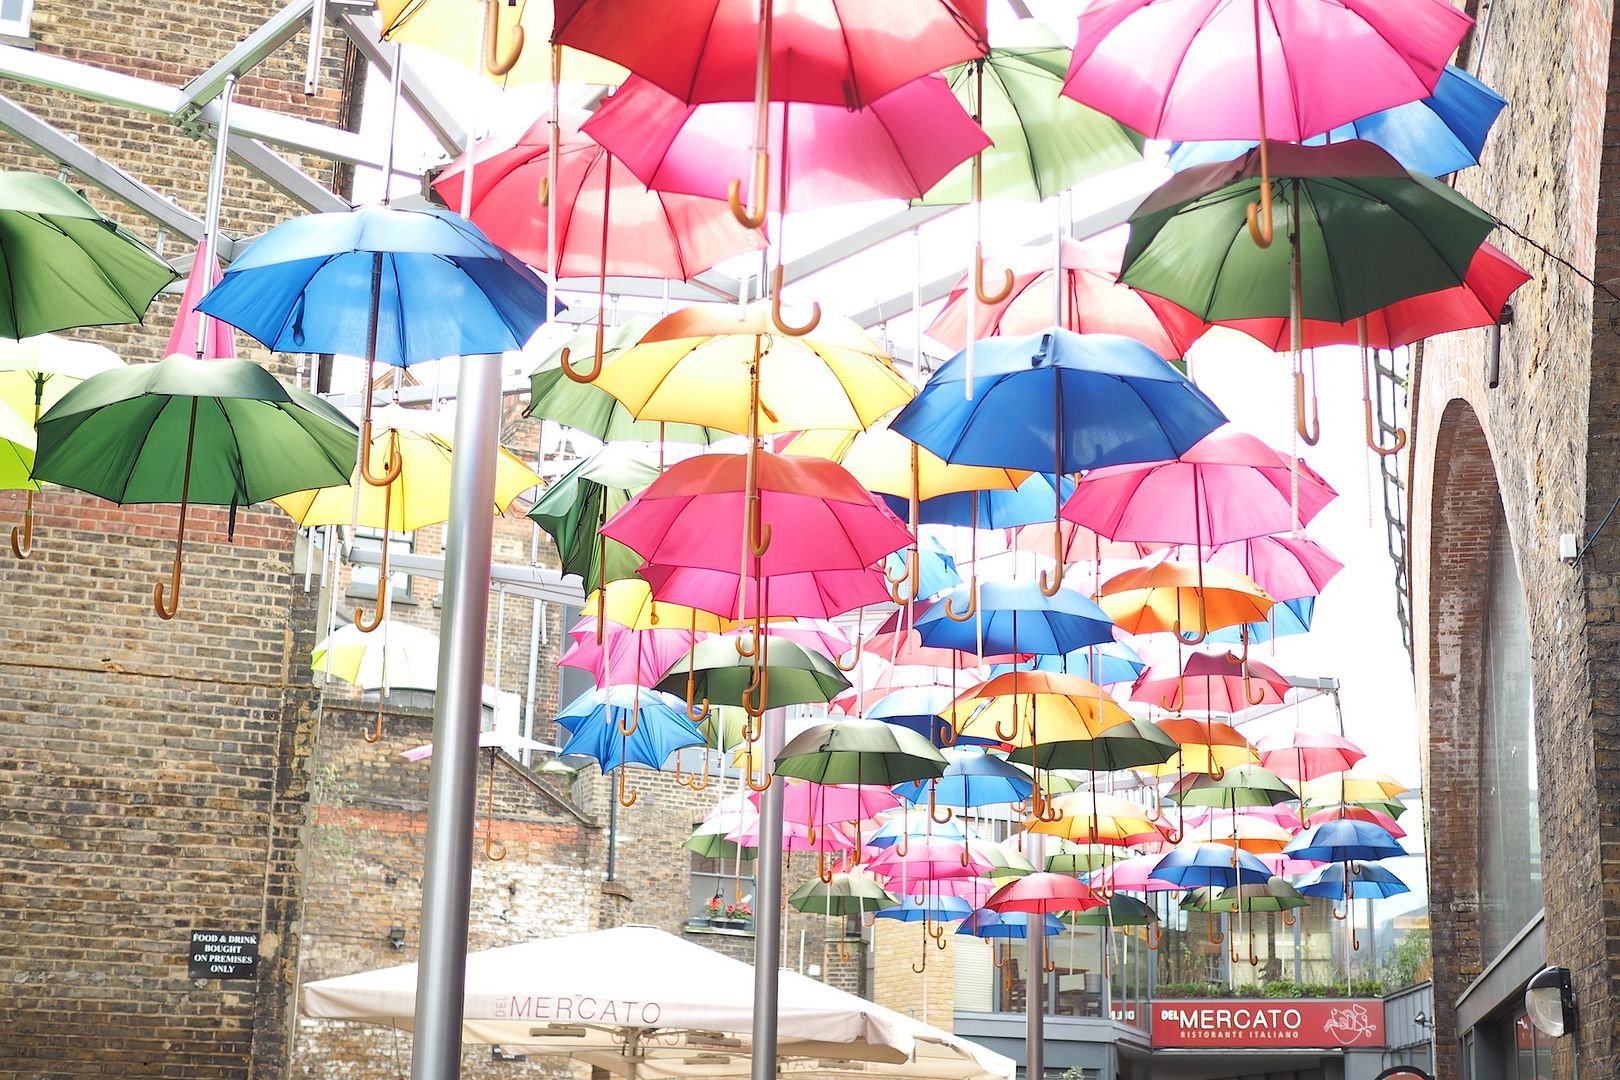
xmin=775 ymin=718 xmax=946 ymax=786
xmin=528 ymin=317 xmax=725 ymax=444
xmin=788 ymin=872 xmax=896 ymax=915
xmin=970 ymin=837 xmax=1036 ymax=880
xmin=0 ymin=172 xmax=175 ymax=338
xmin=1043 ymin=839 xmax=1116 ymax=874
xmin=1065 ymin=893 xmax=1158 ymax=927
xmin=1122 ymin=140 xmax=1495 ymax=324
xmin=922 ymin=20 xmax=1144 ymax=204
xmin=528 ymin=443 xmax=658 ymax=587
xmin=683 ymin=829 xmax=757 ymax=861
xmin=1170 ymin=765 xmax=1298 ymax=810
xmin=34 ymin=354 xmax=358 ymax=620
xmin=1008 ymin=715 xmax=1179 ymax=772
xmin=656 ymin=637 xmax=850 ymax=714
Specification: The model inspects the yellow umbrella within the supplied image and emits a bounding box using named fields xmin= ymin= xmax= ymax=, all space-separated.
xmin=1299 ymin=769 xmax=1409 ymax=805
xmin=1197 ymin=815 xmax=1293 ymax=854
xmin=1136 ymin=717 xmax=1258 ymax=778
xmin=1099 ymin=561 xmax=1274 ymax=641
xmin=584 ymin=577 xmax=731 ymax=636
xmin=379 ymin=0 xmax=626 ymax=85
xmin=1027 ymin=791 xmax=1163 ymax=846
xmin=946 ymin=670 xmax=1133 ymax=748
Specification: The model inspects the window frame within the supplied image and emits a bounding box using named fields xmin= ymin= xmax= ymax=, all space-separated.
xmin=347 ymin=526 xmax=415 ymax=602
xmin=0 ymin=0 xmax=33 ymax=36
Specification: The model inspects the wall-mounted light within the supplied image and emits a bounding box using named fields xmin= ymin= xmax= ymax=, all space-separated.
xmin=1412 ymin=1010 xmax=1433 ymax=1028
xmin=1525 ymin=965 xmax=1577 ymax=1038
xmin=1488 ymin=301 xmax=1513 ymax=390
xmin=387 ymin=925 xmax=407 ymax=950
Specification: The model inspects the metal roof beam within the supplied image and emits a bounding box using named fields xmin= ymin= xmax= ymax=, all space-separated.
xmin=332 ymin=7 xmax=466 ymax=157
xmin=224 ymin=135 xmax=351 ymax=213
xmin=347 ymin=545 xmax=587 ymax=606
xmin=172 ymin=0 xmax=316 ymax=119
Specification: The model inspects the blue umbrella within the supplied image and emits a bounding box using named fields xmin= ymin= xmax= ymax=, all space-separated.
xmin=882 ymin=535 xmax=962 ymax=599
xmin=957 ymin=908 xmax=1063 ymax=939
xmin=1168 ymin=66 xmax=1506 ymax=178
xmin=915 ymin=580 xmax=1116 ymax=657
xmin=873 ymin=894 xmax=976 ymax=923
xmin=892 ymin=750 xmax=1034 ymax=810
xmin=868 ymin=686 xmax=1000 ymax=749
xmin=1151 ymin=844 xmax=1272 ymax=889
xmin=199 ymin=205 xmax=554 ymax=483
xmin=882 ymin=473 xmax=1076 ymax=530
xmin=1294 ymin=861 xmax=1410 ymax=901
xmin=555 ymin=686 xmax=705 ymax=805
xmin=892 ymin=329 xmax=1225 ymax=594
xmin=864 ymin=808 xmax=972 ymax=849
xmin=1283 ymin=819 xmax=1405 ymax=863
xmin=991 ymin=640 xmax=1146 ymax=685
xmin=1208 ymin=596 xmax=1314 ymax=645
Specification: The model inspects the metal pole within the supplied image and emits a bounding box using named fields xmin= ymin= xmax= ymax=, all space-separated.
xmin=749 ymin=708 xmax=788 ymax=1080
xmin=1025 ymin=833 xmax=1044 ymax=1080
xmin=195 ymin=72 xmax=235 ymax=359
xmin=409 ymin=354 xmax=503 ymax=1080
xmin=303 ymin=0 xmax=329 ymax=96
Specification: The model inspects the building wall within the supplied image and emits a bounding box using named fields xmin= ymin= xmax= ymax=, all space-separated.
xmin=0 ymin=3 xmax=356 ymax=1078
xmin=1410 ymin=0 xmax=1616 ymax=1075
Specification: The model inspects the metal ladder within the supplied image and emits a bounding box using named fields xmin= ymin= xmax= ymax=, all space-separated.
xmin=1374 ymin=344 xmax=1416 ymax=671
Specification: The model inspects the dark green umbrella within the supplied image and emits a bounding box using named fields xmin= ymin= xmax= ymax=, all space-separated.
xmin=1122 ymin=140 xmax=1495 ymax=324
xmin=923 ymin=20 xmax=1144 ymax=205
xmin=1043 ymin=840 xmax=1116 ymax=874
xmin=1170 ymin=765 xmax=1299 ymax=809
xmin=1007 ymin=715 xmax=1179 ymax=772
xmin=34 ymin=354 xmax=358 ymax=619
xmin=528 ymin=317 xmax=725 ymax=445
xmin=683 ymin=830 xmax=757 ymax=861
xmin=656 ymin=636 xmax=849 ymax=716
xmin=528 ymin=443 xmax=658 ymax=587
xmin=1065 ymin=893 xmax=1158 ymax=927
xmin=0 ymin=171 xmax=175 ymax=337
xmin=775 ymin=718 xmax=946 ymax=786
xmin=788 ymin=872 xmax=896 ymax=915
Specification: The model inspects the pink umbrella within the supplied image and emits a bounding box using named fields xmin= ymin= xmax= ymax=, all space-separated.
xmin=1010 ymin=519 xmax=1143 ymax=566
xmin=1256 ymin=731 xmax=1368 ymax=782
xmin=1132 ymin=651 xmax=1292 ymax=712
xmin=863 ymin=600 xmax=1025 ymax=667
xmin=1087 ymin=852 xmax=1182 ymax=893
xmin=1182 ymin=805 xmax=1304 ymax=833
xmin=561 ymin=618 xmax=702 ymax=687
xmin=1257 ymin=852 xmax=1326 ymax=877
xmin=1158 ymin=534 xmax=1343 ymax=602
xmin=1063 ymin=426 xmax=1338 ymax=547
xmin=168 ymin=244 xmax=237 ymax=359
xmin=927 ymin=234 xmax=1209 ymax=357
xmin=984 ymin=872 xmax=1101 ymax=914
xmin=729 ymin=816 xmax=854 ymax=854
xmin=829 ymin=662 xmax=967 ymax=715
xmin=432 ymin=110 xmax=759 ymax=281
xmin=602 ymin=452 xmax=913 ymax=620
xmin=867 ymin=836 xmax=993 ymax=881
xmin=583 ymin=74 xmax=990 ymax=213
xmin=760 ymin=781 xmax=903 ymax=826
xmin=724 ymin=617 xmax=852 ymax=661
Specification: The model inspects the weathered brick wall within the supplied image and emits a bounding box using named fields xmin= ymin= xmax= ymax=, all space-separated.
xmin=1411 ymin=0 xmax=1615 ymax=1075
xmin=872 ymin=917 xmax=955 ymax=1028
xmin=0 ymin=3 xmax=355 ymax=1077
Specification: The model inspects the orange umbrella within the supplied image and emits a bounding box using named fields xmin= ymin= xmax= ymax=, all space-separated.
xmin=1099 ymin=561 xmax=1273 ymax=642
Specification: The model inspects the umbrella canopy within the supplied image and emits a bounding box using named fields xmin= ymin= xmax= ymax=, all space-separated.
xmin=916 ymin=581 xmax=1117 ymax=657
xmin=165 ymin=245 xmax=238 ymax=360
xmin=1063 ymin=426 xmax=1338 ymax=546
xmin=1167 ymin=65 xmax=1506 ymax=178
xmin=1295 ymin=861 xmax=1410 ymax=901
xmin=776 ymin=718 xmax=947 ymax=787
xmin=312 ymin=622 xmax=441 ymax=692
xmin=1300 ymin=768 xmax=1410 ymax=805
xmin=552 ymin=0 xmax=988 ymax=109
xmin=1183 ymin=877 xmax=1307 ymax=914
xmin=1027 ymin=792 xmax=1164 ymax=847
xmin=1121 ymin=141 xmax=1496 ymax=323
xmin=378 ymin=0 xmax=627 ymax=85
xmin=892 ymin=328 xmax=1227 ymax=473
xmin=592 ymin=302 xmax=914 ymax=436
xmin=1066 ymin=893 xmax=1159 ymax=926
xmin=657 ymin=637 xmax=850 ymax=710
xmin=587 ymin=578 xmax=733 ymax=635
xmin=957 ymin=909 xmax=1064 ymax=938
xmin=559 ymin=619 xmax=697 ymax=689
xmin=783 ymin=425 xmax=1028 ymax=506
xmin=1208 ymin=595 xmax=1315 ymax=645
xmin=1100 ymin=561 xmax=1274 ymax=640
xmin=1060 ymin=0 xmax=1472 ymax=142
xmin=0 ymin=404 xmax=34 ymax=492
xmin=1011 ymin=715 xmax=1179 ymax=773
xmin=991 ymin=640 xmax=1147 ymax=686
xmin=766 ymin=781 xmax=904 ymax=826
xmin=1194 ymin=534 xmax=1344 ymax=602
xmin=1130 ymin=651 xmax=1292 ymax=713
xmin=197 ymin=205 xmax=553 ymax=365
xmin=901 ymin=472 xmax=1075 ymax=530
xmin=301 ymin=924 xmax=1016 ymax=1080
xmin=554 ymin=686 xmax=706 ymax=772
xmin=1256 ymin=731 xmax=1367 ymax=781
xmin=927 ymin=235 xmax=1208 ymax=358
xmin=1303 ymin=805 xmax=1404 ymax=838
xmin=873 ymin=893 xmax=978 ymax=923
xmin=274 ymin=404 xmax=541 ymax=531
xmin=1138 ymin=717 xmax=1257 ymax=777
xmin=0 ymin=171 xmax=175 ymax=337
xmin=1085 ymin=852 xmax=1183 ymax=893
xmin=1170 ymin=765 xmax=1298 ymax=809
xmin=434 ymin=111 xmax=759 ymax=281
xmin=869 ymin=685 xmax=996 ymax=749
xmin=789 ymin=873 xmax=898 ymax=916
xmin=584 ymin=74 xmax=989 ymax=214
xmin=892 ymin=751 xmax=1034 ymax=808
xmin=530 ymin=443 xmax=661 ymax=587
xmin=1151 ymin=843 xmax=1272 ymax=889
xmin=1282 ymin=819 xmax=1405 ymax=863
xmin=528 ymin=319 xmax=727 ymax=445
xmin=924 ymin=22 xmax=1143 ymax=204
xmin=946 ymin=670 xmax=1134 ymax=749
xmin=984 ymin=872 xmax=1100 ymax=915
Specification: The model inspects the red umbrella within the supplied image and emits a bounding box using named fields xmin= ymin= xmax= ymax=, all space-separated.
xmin=984 ymin=871 xmax=1102 ymax=914
xmin=1131 ymin=652 xmax=1291 ymax=712
xmin=1256 ymin=730 xmax=1367 ymax=782
xmin=927 ymin=235 xmax=1210 ymax=358
xmin=433 ymin=110 xmax=759 ymax=281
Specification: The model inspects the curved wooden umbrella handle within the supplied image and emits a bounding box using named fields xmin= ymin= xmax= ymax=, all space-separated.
xmin=616 ymin=766 xmax=639 ymax=808
xmin=363 ymin=696 xmax=385 ymax=744
xmin=154 ymin=403 xmax=198 ymax=622
xmin=945 ymin=577 xmax=977 ymax=622
xmin=1246 ymin=177 xmax=1274 ymax=249
xmin=354 ymin=473 xmax=395 ymax=632
xmin=728 ymin=149 xmax=770 ymax=230
xmin=771 ymin=265 xmax=820 ymax=337
xmin=974 ymin=243 xmax=1014 ymax=305
xmin=483 ymin=0 xmax=525 ymax=77
xmin=558 ymin=333 xmax=605 ymax=384
xmin=835 ymin=610 xmax=864 ymax=672
xmin=1146 ymin=920 xmax=1163 ymax=951
xmin=360 ymin=419 xmax=404 ymax=488
xmin=748 ymin=498 xmax=772 ymax=557
xmin=1294 ymin=367 xmax=1322 ymax=446
xmin=485 ymin=749 xmax=508 ymax=859
xmin=1362 ymin=338 xmax=1408 ymax=457
xmin=10 ymin=490 xmax=33 ymax=559
xmin=928 ymin=785 xmax=954 ymax=825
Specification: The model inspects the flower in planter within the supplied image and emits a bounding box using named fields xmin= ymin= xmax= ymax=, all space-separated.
xmin=707 ymin=895 xmax=723 ymax=918
xmin=726 ymin=901 xmax=753 ymax=920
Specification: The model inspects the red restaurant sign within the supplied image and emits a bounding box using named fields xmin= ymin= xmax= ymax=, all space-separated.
xmin=1151 ymin=999 xmax=1386 ymax=1049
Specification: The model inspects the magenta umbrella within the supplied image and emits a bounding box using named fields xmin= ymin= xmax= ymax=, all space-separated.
xmin=559 ymin=619 xmax=700 ymax=688
xmin=1087 ymin=852 xmax=1182 ymax=894
xmin=1255 ymin=730 xmax=1367 ymax=781
xmin=166 ymin=243 xmax=237 ymax=359
xmin=1063 ymin=426 xmax=1338 ymax=547
xmin=759 ymin=781 xmax=904 ymax=827
xmin=866 ymin=836 xmax=993 ymax=881
xmin=1194 ymin=534 xmax=1341 ymax=601
xmin=584 ymin=74 xmax=990 ymax=214
xmin=1131 ymin=650 xmax=1292 ymax=712
xmin=984 ymin=871 xmax=1101 ymax=914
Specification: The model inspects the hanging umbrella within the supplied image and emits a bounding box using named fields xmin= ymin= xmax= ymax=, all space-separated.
xmin=1208 ymin=596 xmax=1314 ymax=646
xmin=378 ymin=0 xmax=626 ymax=84
xmin=1085 ymin=852 xmax=1183 ymax=894
xmin=896 ymin=473 xmax=1076 ymax=532
xmin=789 ymin=873 xmax=898 ymax=915
xmin=528 ymin=319 xmax=726 ymax=444
xmin=559 ymin=617 xmax=699 ymax=689
xmin=312 ymin=621 xmax=441 ymax=692
xmin=868 ymin=685 xmax=996 ymax=749
xmin=1170 ymin=765 xmax=1298 ymax=809
xmin=864 ymin=808 xmax=972 ymax=850
xmin=892 ymin=328 xmax=1226 ymax=595
xmin=945 ymin=670 xmax=1134 ymax=753
xmin=0 ymin=334 xmax=124 ymax=558
xmin=1151 ymin=844 xmax=1272 ymax=889
xmin=958 ymin=909 xmax=1064 ymax=938
xmin=1043 ymin=840 xmax=1115 ymax=874
xmin=1303 ymin=805 xmax=1404 ymax=838
xmin=1011 ymin=715 xmax=1179 ymax=774
xmin=165 ymin=243 xmax=238 ymax=361
xmin=554 ymin=685 xmax=707 ymax=806
xmin=1191 ymin=534 xmax=1343 ymax=603
xmin=983 ymin=872 xmax=1101 ymax=916
xmin=1167 ymin=65 xmax=1507 ymax=179
xmin=529 ymin=443 xmax=661 ymax=589
xmin=1137 ymin=717 xmax=1257 ymax=779
xmin=1300 ymin=768 xmax=1409 ymax=806
xmin=916 ymin=581 xmax=1117 ymax=658
xmin=33 ymin=355 xmax=358 ymax=619
xmin=1065 ymin=893 xmax=1159 ymax=927
xmin=1295 ymin=861 xmax=1409 ymax=899
xmin=1100 ymin=561 xmax=1273 ymax=643
xmin=1283 ymin=819 xmax=1405 ymax=863
xmin=881 ymin=538 xmax=964 ymax=603
xmin=868 ymin=840 xmax=994 ymax=882
xmin=927 ymin=235 xmax=1208 ymax=358
xmin=872 ymin=893 xmax=978 ymax=923
xmin=196 ymin=204 xmax=553 ymax=487
xmin=764 ymin=781 xmax=905 ymax=828
xmin=1195 ymin=814 xmax=1294 ymax=855
xmin=1256 ymin=730 xmax=1366 ymax=782
xmin=1130 ymin=651 xmax=1292 ymax=712
xmin=0 ymin=171 xmax=175 ymax=337
xmin=891 ymin=750 xmax=1033 ymax=813
xmin=1028 ymin=791 xmax=1164 ymax=847
xmin=1010 ymin=518 xmax=1143 ymax=565
xmin=990 ymin=641 xmax=1147 ymax=687
xmin=775 ymin=718 xmax=947 ymax=787
xmin=656 ymin=636 xmax=850 ymax=721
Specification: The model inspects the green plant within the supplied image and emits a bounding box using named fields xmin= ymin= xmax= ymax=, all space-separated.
xmin=1379 ymin=928 xmax=1432 ymax=989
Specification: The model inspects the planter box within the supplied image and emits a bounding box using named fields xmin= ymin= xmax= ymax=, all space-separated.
xmin=710 ymin=918 xmax=749 ymax=931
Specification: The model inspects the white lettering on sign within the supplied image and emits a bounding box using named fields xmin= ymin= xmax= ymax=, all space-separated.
xmin=187 ymin=930 xmax=259 ymax=980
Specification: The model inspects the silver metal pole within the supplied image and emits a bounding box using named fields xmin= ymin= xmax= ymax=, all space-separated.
xmin=1026 ymin=834 xmax=1044 ymax=1080
xmin=195 ymin=73 xmax=235 ymax=359
xmin=749 ymin=708 xmax=788 ymax=1080
xmin=303 ymin=0 xmax=329 ymax=96
xmin=409 ymin=354 xmax=504 ymax=1080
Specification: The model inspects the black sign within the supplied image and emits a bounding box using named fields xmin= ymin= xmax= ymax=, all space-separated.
xmin=188 ymin=930 xmax=259 ymax=980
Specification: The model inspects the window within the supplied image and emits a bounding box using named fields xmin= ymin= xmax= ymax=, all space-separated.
xmin=690 ymin=850 xmax=755 ymax=930
xmin=348 ymin=527 xmax=414 ymax=601
xmin=0 ymin=0 xmax=32 ymax=36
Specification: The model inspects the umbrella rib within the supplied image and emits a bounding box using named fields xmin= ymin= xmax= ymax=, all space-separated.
xmin=1150 ymin=0 xmax=1221 ymax=139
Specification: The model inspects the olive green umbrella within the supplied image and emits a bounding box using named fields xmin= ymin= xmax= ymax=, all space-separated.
xmin=1065 ymin=893 xmax=1158 ymax=927
xmin=788 ymin=872 xmax=896 ymax=915
xmin=656 ymin=637 xmax=850 ymax=714
xmin=922 ymin=20 xmax=1144 ymax=204
xmin=1007 ymin=715 xmax=1179 ymax=772
xmin=528 ymin=443 xmax=659 ymax=587
xmin=1170 ymin=765 xmax=1298 ymax=809
xmin=528 ymin=317 xmax=725 ymax=444
xmin=1043 ymin=839 xmax=1117 ymax=874
xmin=774 ymin=718 xmax=946 ymax=786
xmin=33 ymin=354 xmax=358 ymax=619
xmin=0 ymin=171 xmax=175 ymax=337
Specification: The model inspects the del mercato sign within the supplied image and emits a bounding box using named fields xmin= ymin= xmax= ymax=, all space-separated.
xmin=188 ymin=930 xmax=259 ymax=980
xmin=1151 ymin=998 xmax=1386 ymax=1050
